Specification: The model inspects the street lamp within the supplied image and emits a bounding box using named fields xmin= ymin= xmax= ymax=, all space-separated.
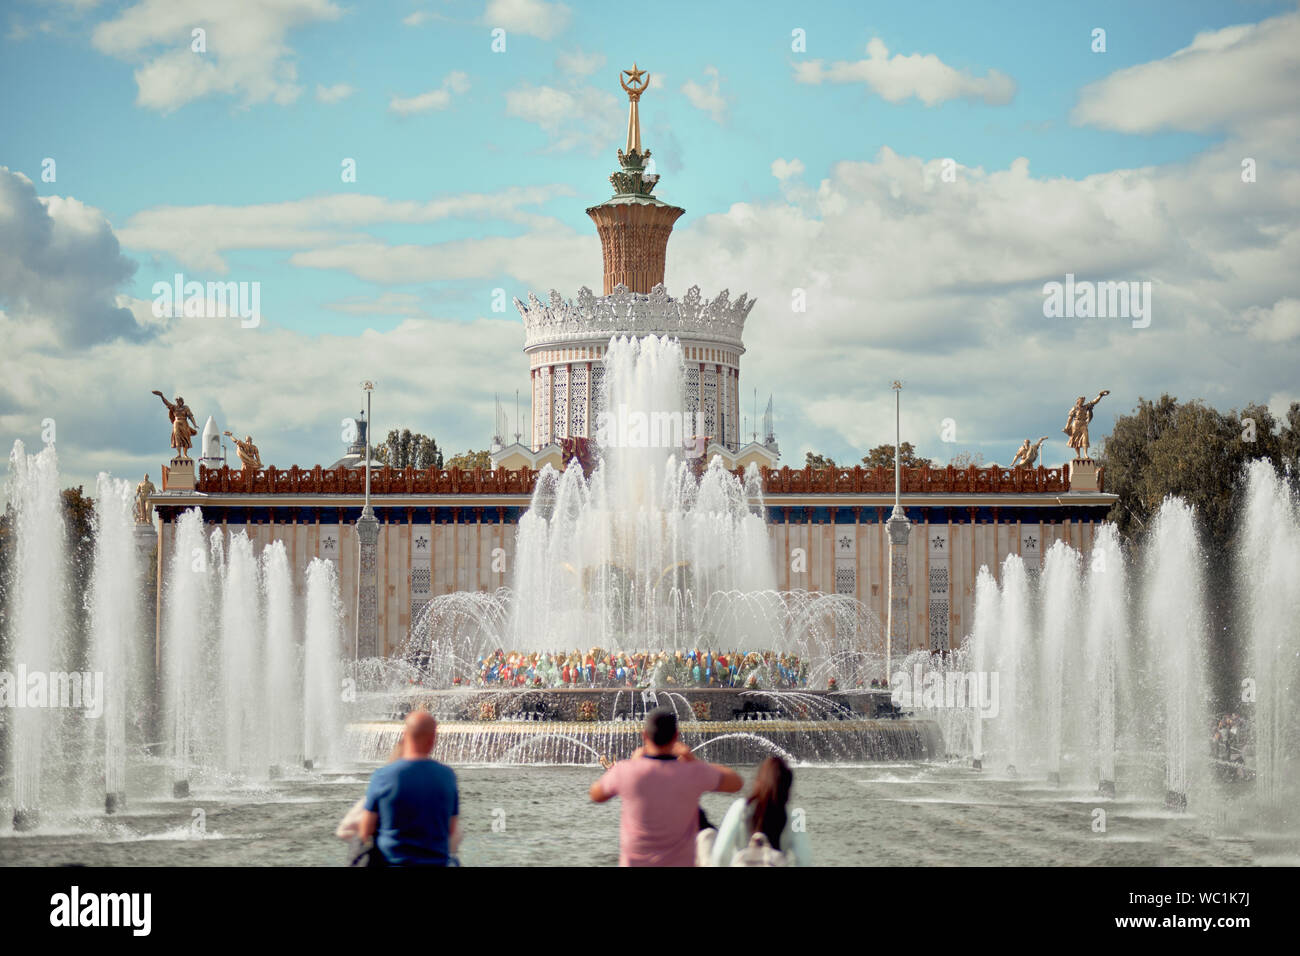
xmin=355 ymin=380 xmax=378 ymax=664
xmin=885 ymin=379 xmax=910 ymax=686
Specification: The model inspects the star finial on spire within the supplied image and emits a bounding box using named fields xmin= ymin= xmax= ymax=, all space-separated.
xmin=619 ymin=63 xmax=650 ymax=154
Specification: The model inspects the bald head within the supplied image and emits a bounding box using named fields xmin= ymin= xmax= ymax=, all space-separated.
xmin=403 ymin=710 xmax=438 ymax=758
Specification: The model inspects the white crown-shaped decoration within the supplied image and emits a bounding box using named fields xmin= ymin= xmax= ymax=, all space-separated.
xmin=515 ymin=283 xmax=754 ymax=351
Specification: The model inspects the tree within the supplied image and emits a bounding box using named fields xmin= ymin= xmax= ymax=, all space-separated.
xmin=1100 ymin=395 xmax=1300 ymax=545
xmin=1100 ymin=395 xmax=1300 ymax=709
xmin=861 ymin=442 xmax=934 ymax=469
xmin=804 ymin=452 xmax=834 ymax=470
xmin=446 ymin=449 xmax=493 ymax=470
xmin=374 ymin=428 xmax=443 ymax=469
xmin=949 ymin=450 xmax=986 ymax=468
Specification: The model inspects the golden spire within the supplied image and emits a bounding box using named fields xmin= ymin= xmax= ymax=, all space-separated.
xmin=619 ymin=63 xmax=650 ymax=155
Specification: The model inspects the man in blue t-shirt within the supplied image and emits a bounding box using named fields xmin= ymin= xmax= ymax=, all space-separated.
xmin=358 ymin=711 xmax=460 ymax=865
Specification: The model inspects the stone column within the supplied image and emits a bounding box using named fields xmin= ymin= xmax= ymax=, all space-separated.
xmin=355 ymin=508 xmax=380 ymax=658
xmin=886 ymin=508 xmax=911 ymax=678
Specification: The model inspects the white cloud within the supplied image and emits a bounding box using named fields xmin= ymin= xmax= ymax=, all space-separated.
xmin=681 ymin=66 xmax=727 ymax=124
xmin=0 ymin=168 xmax=144 ymax=348
xmin=504 ymin=82 xmax=619 ymax=153
xmin=1072 ymin=11 xmax=1300 ymax=139
xmin=794 ymin=37 xmax=1016 ymax=107
xmin=1241 ymin=298 xmax=1300 ymax=343
xmin=315 ymin=82 xmax=354 ymax=104
xmin=771 ymin=158 xmax=805 ymax=181
xmin=325 ymin=292 xmax=427 ymax=317
xmin=555 ymin=48 xmax=605 ymax=77
xmin=91 ymin=0 xmax=343 ymax=111
xmin=389 ymin=71 xmax=470 ymax=115
xmin=483 ymin=0 xmax=570 ymax=41
xmin=116 ymin=185 xmax=567 ymax=272
xmin=290 ymin=230 xmax=599 ymax=292
xmin=664 ymin=138 xmax=1299 ymax=466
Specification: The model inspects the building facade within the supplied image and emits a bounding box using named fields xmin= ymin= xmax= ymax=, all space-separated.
xmin=150 ymin=462 xmax=1114 ymax=659
xmin=147 ymin=65 xmax=1117 ymax=664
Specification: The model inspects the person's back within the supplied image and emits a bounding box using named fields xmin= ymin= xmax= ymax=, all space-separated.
xmin=709 ymin=755 xmax=811 ymax=867
xmin=590 ymin=708 xmax=742 ymax=867
xmin=359 ymin=711 xmax=460 ymax=866
xmin=364 ymin=758 xmax=458 ymax=865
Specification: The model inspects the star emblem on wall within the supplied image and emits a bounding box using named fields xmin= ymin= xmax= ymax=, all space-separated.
xmin=838 ymin=535 xmax=852 ymax=550
xmin=322 ymin=534 xmax=336 ymax=549
xmin=1025 ymin=536 xmax=1038 ymax=550
xmin=932 ymin=535 xmax=945 ymax=550
xmin=415 ymin=535 xmax=429 ymax=550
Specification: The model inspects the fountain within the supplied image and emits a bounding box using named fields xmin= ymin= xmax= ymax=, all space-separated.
xmin=163 ymin=509 xmax=209 ymax=798
xmin=1145 ymin=498 xmax=1206 ymax=811
xmin=1084 ymin=524 xmax=1125 ymax=797
xmin=1240 ymin=461 xmax=1299 ymax=820
xmin=4 ymin=442 xmax=68 ymax=830
xmin=1039 ymin=541 xmax=1080 ymax=785
xmin=303 ymin=558 xmax=343 ymax=769
xmin=89 ymin=475 xmax=141 ymax=814
xmin=263 ymin=542 xmax=298 ymax=777
xmin=969 ymin=566 xmax=1001 ymax=770
xmin=359 ymin=335 xmax=936 ymax=763
xmin=995 ymin=555 xmax=1033 ymax=775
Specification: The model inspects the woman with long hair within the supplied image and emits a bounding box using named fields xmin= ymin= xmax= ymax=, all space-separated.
xmin=708 ymin=756 xmax=811 ymax=866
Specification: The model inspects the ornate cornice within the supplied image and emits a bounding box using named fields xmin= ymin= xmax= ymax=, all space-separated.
xmin=515 ymin=283 xmax=754 ymax=351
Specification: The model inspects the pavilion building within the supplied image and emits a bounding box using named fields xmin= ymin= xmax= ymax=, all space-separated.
xmin=148 ymin=66 xmax=1117 ymax=663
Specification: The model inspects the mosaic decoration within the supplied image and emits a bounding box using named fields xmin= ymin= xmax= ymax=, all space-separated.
xmin=552 ymin=366 xmax=568 ymax=443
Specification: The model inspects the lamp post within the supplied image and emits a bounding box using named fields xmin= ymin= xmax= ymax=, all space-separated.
xmin=355 ymin=381 xmax=379 ymax=662
xmin=885 ymin=380 xmax=911 ymax=687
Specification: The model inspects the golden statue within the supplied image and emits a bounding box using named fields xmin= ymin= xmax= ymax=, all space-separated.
xmin=1011 ymin=436 xmax=1049 ymax=469
xmin=151 ymin=390 xmax=198 ymax=458
xmin=224 ymin=431 xmax=263 ymax=471
xmin=134 ymin=474 xmax=156 ymax=524
xmin=1063 ymin=391 xmax=1110 ymax=459
xmin=619 ymin=63 xmax=649 ymax=154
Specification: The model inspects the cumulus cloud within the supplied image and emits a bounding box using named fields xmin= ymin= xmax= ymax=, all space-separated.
xmin=91 ymin=0 xmax=343 ymax=111
xmin=389 ymin=71 xmax=470 ymax=115
xmin=290 ymin=230 xmax=599 ymax=293
xmin=483 ymin=0 xmax=570 ymax=40
xmin=794 ymin=37 xmax=1016 ymax=107
xmin=116 ymin=185 xmax=569 ymax=272
xmin=1241 ymin=299 xmax=1300 ymax=343
xmin=664 ymin=138 xmax=1298 ymax=466
xmin=1072 ymin=12 xmax=1300 ymax=139
xmin=315 ymin=82 xmax=354 ymax=103
xmin=681 ymin=66 xmax=727 ymax=123
xmin=555 ymin=49 xmax=605 ymax=77
xmin=0 ymin=168 xmax=143 ymax=349
xmin=771 ymin=158 xmax=805 ymax=181
xmin=0 ymin=305 xmax=525 ymax=496
xmin=504 ymin=82 xmax=619 ymax=153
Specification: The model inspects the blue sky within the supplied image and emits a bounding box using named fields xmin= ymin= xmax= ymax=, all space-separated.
xmin=2 ymin=0 xmax=1298 ymax=490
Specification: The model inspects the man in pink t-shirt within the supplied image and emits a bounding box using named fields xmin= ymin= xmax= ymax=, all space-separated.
xmin=590 ymin=708 xmax=743 ymax=866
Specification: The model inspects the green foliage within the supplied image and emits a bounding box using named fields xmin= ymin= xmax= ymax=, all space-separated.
xmin=1100 ymin=395 xmax=1300 ymax=546
xmin=862 ymin=442 xmax=934 ymax=469
xmin=804 ymin=452 xmax=834 ymax=470
xmin=446 ymin=449 xmax=493 ymax=470
xmin=374 ymin=428 xmax=443 ymax=469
